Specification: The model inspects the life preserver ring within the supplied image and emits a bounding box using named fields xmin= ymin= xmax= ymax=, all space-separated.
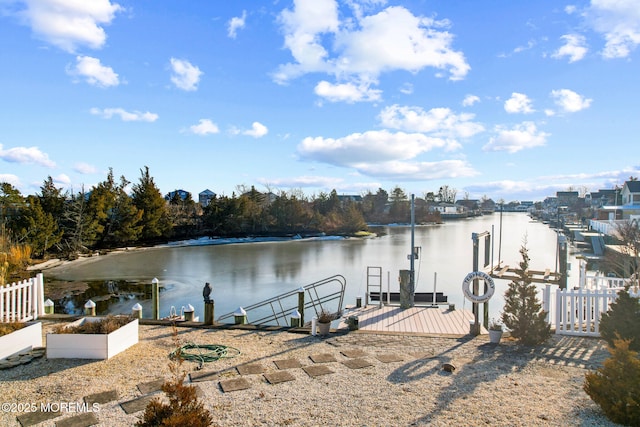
xmin=462 ymin=271 xmax=495 ymax=303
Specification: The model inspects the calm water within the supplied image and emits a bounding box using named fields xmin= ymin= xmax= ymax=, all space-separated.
xmin=47 ymin=212 xmax=580 ymax=322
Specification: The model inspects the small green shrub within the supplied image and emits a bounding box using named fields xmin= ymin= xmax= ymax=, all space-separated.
xmin=584 ymin=338 xmax=640 ymax=425
xmin=599 ymin=286 xmax=640 ymax=351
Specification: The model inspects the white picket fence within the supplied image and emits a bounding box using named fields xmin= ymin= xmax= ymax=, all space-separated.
xmin=543 ymin=284 xmax=640 ymax=337
xmin=0 ymin=273 xmax=45 ymax=322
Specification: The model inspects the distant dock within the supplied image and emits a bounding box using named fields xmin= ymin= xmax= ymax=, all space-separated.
xmin=338 ymin=305 xmax=485 ymax=336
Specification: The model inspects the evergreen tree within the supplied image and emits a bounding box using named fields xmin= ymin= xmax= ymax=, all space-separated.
xmin=60 ymin=186 xmax=99 ymax=253
xmin=502 ymin=239 xmax=551 ymax=345
xmin=0 ymin=183 xmax=25 ymax=225
xmin=13 ymin=196 xmax=62 ymax=257
xmin=38 ymin=176 xmax=66 ymax=219
xmin=599 ymin=286 xmax=640 ymax=351
xmin=131 ymin=166 xmax=172 ymax=241
xmin=86 ymin=169 xmax=119 ymax=247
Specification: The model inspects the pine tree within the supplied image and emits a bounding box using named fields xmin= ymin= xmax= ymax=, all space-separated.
xmin=131 ymin=166 xmax=172 ymax=241
xmin=502 ymin=240 xmax=551 ymax=345
xmin=599 ymin=286 xmax=640 ymax=351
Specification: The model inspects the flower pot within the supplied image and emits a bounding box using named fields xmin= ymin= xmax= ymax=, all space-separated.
xmin=488 ymin=329 xmax=503 ymax=344
xmin=46 ymin=317 xmax=138 ymax=359
xmin=317 ymin=321 xmax=331 ymax=336
xmin=0 ymin=322 xmax=42 ymax=360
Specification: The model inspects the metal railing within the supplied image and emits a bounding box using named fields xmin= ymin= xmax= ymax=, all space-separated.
xmin=216 ymin=274 xmax=346 ymax=326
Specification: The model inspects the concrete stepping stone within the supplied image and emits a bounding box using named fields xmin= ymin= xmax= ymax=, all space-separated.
xmin=309 ymin=353 xmax=336 ymax=363
xmin=84 ymin=390 xmax=118 ymax=405
xmin=376 ymin=353 xmax=404 ymax=363
xmin=273 ymin=358 xmax=302 ymax=370
xmin=16 ymin=410 xmax=60 ymax=427
xmin=264 ymin=371 xmax=296 ymax=385
xmin=219 ymin=377 xmax=251 ymax=393
xmin=342 ymin=358 xmax=373 ymax=369
xmin=303 ymin=365 xmax=334 ymax=378
xmin=237 ymin=363 xmax=266 ymax=375
xmin=189 ymin=370 xmax=220 ymax=383
xmin=341 ymin=349 xmax=368 ymax=358
xmin=120 ymin=395 xmax=156 ymax=414
xmin=137 ymin=378 xmax=164 ymax=394
xmin=55 ymin=412 xmax=99 ymax=427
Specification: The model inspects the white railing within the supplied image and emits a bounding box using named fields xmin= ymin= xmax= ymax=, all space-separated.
xmin=589 ymin=219 xmax=634 ymax=236
xmin=0 ymin=273 xmax=45 ymax=322
xmin=543 ymin=285 xmax=640 ymax=337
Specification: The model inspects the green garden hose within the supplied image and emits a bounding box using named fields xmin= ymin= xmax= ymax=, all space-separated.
xmin=169 ymin=343 xmax=241 ymax=370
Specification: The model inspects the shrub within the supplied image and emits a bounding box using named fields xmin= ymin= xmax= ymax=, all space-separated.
xmin=599 ymin=286 xmax=640 ymax=351
xmin=136 ymin=326 xmax=213 ymax=427
xmin=501 ymin=239 xmax=551 ymax=345
xmin=584 ymin=338 xmax=640 ymax=425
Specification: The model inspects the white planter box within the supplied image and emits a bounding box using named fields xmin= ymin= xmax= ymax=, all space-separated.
xmin=46 ymin=318 xmax=138 ymax=359
xmin=0 ymin=322 xmax=42 ymax=360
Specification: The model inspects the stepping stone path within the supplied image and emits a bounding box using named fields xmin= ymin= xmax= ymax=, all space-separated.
xmin=376 ymin=353 xmax=404 ymax=363
xmin=55 ymin=412 xmax=99 ymax=427
xmin=120 ymin=394 xmax=156 ymax=415
xmin=341 ymin=358 xmax=373 ymax=369
xmin=273 ymin=358 xmax=302 ymax=369
xmin=264 ymin=371 xmax=296 ymax=384
xmin=0 ymin=347 xmax=46 ymax=370
xmin=219 ymin=377 xmax=252 ymax=392
xmin=341 ymin=349 xmax=368 ymax=358
xmin=137 ymin=378 xmax=164 ymax=394
xmin=309 ymin=353 xmax=337 ymax=363
xmin=16 ymin=410 xmax=60 ymax=427
xmin=303 ymin=364 xmax=334 ymax=378
xmin=236 ymin=363 xmax=266 ymax=375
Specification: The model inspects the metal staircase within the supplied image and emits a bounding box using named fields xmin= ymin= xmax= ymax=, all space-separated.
xmin=216 ymin=274 xmax=346 ymax=326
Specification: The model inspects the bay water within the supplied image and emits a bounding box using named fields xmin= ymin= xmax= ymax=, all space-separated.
xmin=47 ymin=212 xmax=579 ymax=323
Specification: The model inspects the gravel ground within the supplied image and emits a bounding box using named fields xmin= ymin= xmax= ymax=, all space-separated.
xmin=0 ymin=320 xmax=621 ymax=427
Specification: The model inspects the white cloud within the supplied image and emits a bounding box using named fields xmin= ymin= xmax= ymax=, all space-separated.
xmin=483 ymin=122 xmax=549 ymax=153
xmin=274 ymin=1 xmax=469 ymax=100
xmin=242 ymin=122 xmax=269 ymax=138
xmin=550 ymin=89 xmax=592 ymax=112
xmin=399 ymin=83 xmax=413 ymax=95
xmin=378 ymin=104 xmax=484 ymax=143
xmin=565 ymin=5 xmax=578 ymax=14
xmin=586 ymin=0 xmax=640 ymax=58
xmin=298 ymin=129 xmax=448 ymax=167
xmin=17 ymin=0 xmax=123 ymax=52
xmin=355 ymin=159 xmax=478 ymax=180
xmin=67 ymin=55 xmax=119 ymax=87
xmin=314 ymin=80 xmax=382 ymax=102
xmin=504 ymin=92 xmax=535 ymax=114
xmin=188 ymin=119 xmax=220 ymax=136
xmin=462 ymin=94 xmax=480 ymax=107
xmin=0 ymin=144 xmax=56 ymax=167
xmin=552 ymin=34 xmax=588 ymax=62
xmin=53 ymin=174 xmax=71 ymax=186
xmin=90 ymin=107 xmax=158 ymax=122
xmin=0 ymin=174 xmax=21 ymax=188
xmin=73 ymin=162 xmax=98 ymax=174
xmin=257 ymin=175 xmax=345 ymax=189
xmin=228 ymin=10 xmax=247 ymax=39
xmin=170 ymin=58 xmax=203 ymax=91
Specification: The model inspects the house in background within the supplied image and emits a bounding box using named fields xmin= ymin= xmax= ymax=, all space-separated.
xmin=198 ymin=189 xmax=216 ymax=207
xmin=165 ymin=189 xmax=191 ymax=202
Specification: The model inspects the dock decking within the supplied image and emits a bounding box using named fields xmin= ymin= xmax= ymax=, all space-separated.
xmin=337 ymin=305 xmax=486 ymax=336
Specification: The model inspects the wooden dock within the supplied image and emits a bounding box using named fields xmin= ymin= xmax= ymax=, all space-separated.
xmin=337 ymin=305 xmax=486 ymax=336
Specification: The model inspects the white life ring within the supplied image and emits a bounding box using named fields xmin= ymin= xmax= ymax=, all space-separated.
xmin=462 ymin=271 xmax=495 ymax=303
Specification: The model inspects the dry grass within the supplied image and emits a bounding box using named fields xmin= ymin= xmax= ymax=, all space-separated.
xmin=0 ymin=321 xmax=26 ymax=337
xmin=52 ymin=315 xmax=134 ymax=334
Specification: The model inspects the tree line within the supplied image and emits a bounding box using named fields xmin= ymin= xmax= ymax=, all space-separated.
xmin=0 ymin=167 xmax=442 ymax=259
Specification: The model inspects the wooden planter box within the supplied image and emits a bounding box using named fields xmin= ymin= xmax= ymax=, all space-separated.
xmin=46 ymin=318 xmax=138 ymax=359
xmin=0 ymin=322 xmax=42 ymax=360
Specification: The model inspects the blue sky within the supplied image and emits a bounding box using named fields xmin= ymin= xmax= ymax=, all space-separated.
xmin=1 ymin=0 xmax=639 ymax=202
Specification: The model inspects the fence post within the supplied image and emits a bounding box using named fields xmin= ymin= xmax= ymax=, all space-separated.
xmin=543 ymin=284 xmax=551 ymax=324
xmin=35 ymin=273 xmax=45 ymax=318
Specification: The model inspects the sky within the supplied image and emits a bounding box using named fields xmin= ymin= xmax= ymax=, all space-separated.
xmin=1 ymin=0 xmax=639 ymax=203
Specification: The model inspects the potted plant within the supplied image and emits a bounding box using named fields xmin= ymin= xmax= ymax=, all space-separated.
xmin=316 ymin=308 xmax=333 ymax=336
xmin=46 ymin=315 xmax=138 ymax=359
xmin=488 ymin=319 xmax=503 ymax=344
xmin=0 ymin=321 xmax=42 ymax=361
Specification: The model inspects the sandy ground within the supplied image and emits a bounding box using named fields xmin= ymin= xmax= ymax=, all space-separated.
xmin=0 ymin=320 xmax=621 ymax=427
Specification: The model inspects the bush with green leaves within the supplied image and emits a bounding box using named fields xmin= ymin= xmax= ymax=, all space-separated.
xmin=584 ymin=338 xmax=640 ymax=426
xmin=501 ymin=240 xmax=551 ymax=345
xmin=599 ymin=286 xmax=640 ymax=351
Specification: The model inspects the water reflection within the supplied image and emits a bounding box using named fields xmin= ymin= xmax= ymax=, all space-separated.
xmin=47 ymin=213 xmax=579 ymax=322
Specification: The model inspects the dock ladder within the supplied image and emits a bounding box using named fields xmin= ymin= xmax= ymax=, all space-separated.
xmin=216 ymin=274 xmax=346 ymax=326
xmin=366 ymin=266 xmax=384 ymax=307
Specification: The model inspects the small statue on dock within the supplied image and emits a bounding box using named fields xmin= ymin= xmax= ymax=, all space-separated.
xmin=203 ymin=282 xmax=213 ymax=303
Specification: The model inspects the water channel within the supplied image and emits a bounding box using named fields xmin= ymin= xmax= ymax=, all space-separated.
xmin=45 ymin=212 xmax=581 ymax=323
